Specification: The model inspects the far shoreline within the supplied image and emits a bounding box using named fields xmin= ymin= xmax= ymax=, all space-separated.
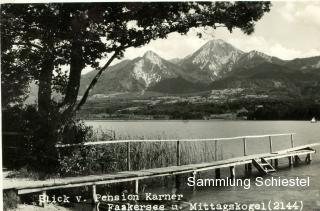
xmin=83 ymin=119 xmax=314 ymax=122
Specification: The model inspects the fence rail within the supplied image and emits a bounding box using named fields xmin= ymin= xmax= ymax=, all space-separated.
xmin=55 ymin=133 xmax=295 ymax=148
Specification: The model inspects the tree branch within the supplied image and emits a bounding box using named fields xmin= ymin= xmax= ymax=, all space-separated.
xmin=74 ymin=49 xmax=121 ymax=112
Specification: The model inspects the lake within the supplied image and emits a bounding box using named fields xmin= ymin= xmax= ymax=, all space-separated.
xmin=87 ymin=120 xmax=320 ymax=159
xmin=86 ymin=120 xmax=320 ymax=144
xmin=83 ymin=120 xmax=320 ymax=210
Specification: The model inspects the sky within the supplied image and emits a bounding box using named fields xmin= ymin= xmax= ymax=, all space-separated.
xmin=120 ymin=1 xmax=320 ymax=61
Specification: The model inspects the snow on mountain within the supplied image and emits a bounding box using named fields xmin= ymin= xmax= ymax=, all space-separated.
xmin=180 ymin=39 xmax=244 ymax=82
xmin=192 ymin=39 xmax=243 ymax=67
xmin=79 ymin=39 xmax=320 ymax=96
xmin=131 ymin=51 xmax=177 ymax=87
xmin=232 ymin=50 xmax=285 ymax=71
xmin=79 ymin=50 xmax=186 ymax=95
xmin=143 ymin=51 xmax=165 ymax=67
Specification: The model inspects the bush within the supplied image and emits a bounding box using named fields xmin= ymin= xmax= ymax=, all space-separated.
xmin=58 ymin=131 xmax=127 ymax=176
xmin=2 ymin=105 xmax=94 ymax=176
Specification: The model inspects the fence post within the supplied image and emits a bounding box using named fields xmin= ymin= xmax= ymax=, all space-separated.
xmin=289 ymin=156 xmax=293 ymax=167
xmin=269 ymin=136 xmax=273 ymax=153
xmin=127 ymin=142 xmax=131 ymax=171
xmin=135 ymin=180 xmax=139 ymax=194
xmin=243 ymin=138 xmax=247 ymax=156
xmin=175 ymin=140 xmax=181 ymax=189
xmin=176 ymin=140 xmax=181 ymax=166
xmin=290 ymin=134 xmax=294 ymax=148
xmin=230 ymin=166 xmax=235 ymax=179
xmin=274 ymin=159 xmax=279 ymax=168
xmin=306 ymin=154 xmax=312 ymax=164
xmin=215 ymin=168 xmax=221 ymax=179
xmin=92 ymin=185 xmax=97 ymax=204
xmin=214 ymin=140 xmax=217 ymax=161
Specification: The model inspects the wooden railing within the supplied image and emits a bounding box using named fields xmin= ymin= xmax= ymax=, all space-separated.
xmin=56 ymin=133 xmax=296 ymax=171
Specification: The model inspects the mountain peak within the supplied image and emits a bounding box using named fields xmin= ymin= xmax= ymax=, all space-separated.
xmin=198 ymin=39 xmax=242 ymax=54
xmin=185 ymin=39 xmax=243 ymax=81
xmin=207 ymin=39 xmax=227 ymax=45
xmin=202 ymin=39 xmax=235 ymax=49
xmin=142 ymin=50 xmax=164 ymax=66
xmin=143 ymin=50 xmax=160 ymax=58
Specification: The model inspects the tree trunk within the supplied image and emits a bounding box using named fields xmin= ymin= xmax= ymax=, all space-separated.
xmin=36 ymin=53 xmax=59 ymax=174
xmin=60 ymin=14 xmax=85 ymax=121
xmin=38 ymin=55 xmax=54 ymax=119
xmin=63 ymin=38 xmax=85 ymax=109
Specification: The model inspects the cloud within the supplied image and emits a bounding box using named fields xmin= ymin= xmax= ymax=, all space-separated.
xmin=123 ymin=31 xmax=207 ymax=60
xmin=279 ymin=2 xmax=320 ymax=28
xmin=296 ymin=4 xmax=320 ymax=27
xmin=280 ymin=2 xmax=296 ymax=22
xmin=268 ymin=44 xmax=303 ymax=60
xmin=228 ymin=36 xmax=320 ymax=60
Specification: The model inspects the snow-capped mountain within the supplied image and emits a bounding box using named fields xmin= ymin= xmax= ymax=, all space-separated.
xmin=79 ymin=39 xmax=320 ymax=96
xmin=231 ymin=50 xmax=285 ymax=71
xmin=179 ymin=39 xmax=244 ymax=82
xmin=131 ymin=51 xmax=178 ymax=87
xmin=79 ymin=50 xmax=187 ymax=95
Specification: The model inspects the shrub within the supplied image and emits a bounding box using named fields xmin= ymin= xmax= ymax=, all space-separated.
xmin=58 ymin=130 xmax=127 ymax=176
xmin=2 ymin=105 xmax=94 ymax=176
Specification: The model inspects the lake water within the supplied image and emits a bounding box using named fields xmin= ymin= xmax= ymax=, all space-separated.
xmin=86 ymin=120 xmax=320 ymax=144
xmin=87 ymin=120 xmax=320 ymax=161
xmin=83 ymin=120 xmax=320 ymax=210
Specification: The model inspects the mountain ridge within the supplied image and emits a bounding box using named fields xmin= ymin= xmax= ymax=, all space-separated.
xmin=79 ymin=39 xmax=320 ymax=97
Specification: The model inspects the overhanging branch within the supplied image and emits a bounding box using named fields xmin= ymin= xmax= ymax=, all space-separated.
xmin=74 ymin=50 xmax=121 ymax=112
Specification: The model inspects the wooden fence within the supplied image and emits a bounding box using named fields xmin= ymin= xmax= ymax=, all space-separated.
xmin=56 ymin=133 xmax=296 ymax=171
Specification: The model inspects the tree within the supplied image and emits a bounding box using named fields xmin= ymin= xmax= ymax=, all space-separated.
xmin=1 ymin=2 xmax=271 ymax=172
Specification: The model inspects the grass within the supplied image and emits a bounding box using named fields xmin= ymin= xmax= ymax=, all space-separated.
xmin=57 ymin=129 xmax=226 ymax=177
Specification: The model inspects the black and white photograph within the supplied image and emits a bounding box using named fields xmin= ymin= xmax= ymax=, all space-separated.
xmin=1 ymin=1 xmax=320 ymax=210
